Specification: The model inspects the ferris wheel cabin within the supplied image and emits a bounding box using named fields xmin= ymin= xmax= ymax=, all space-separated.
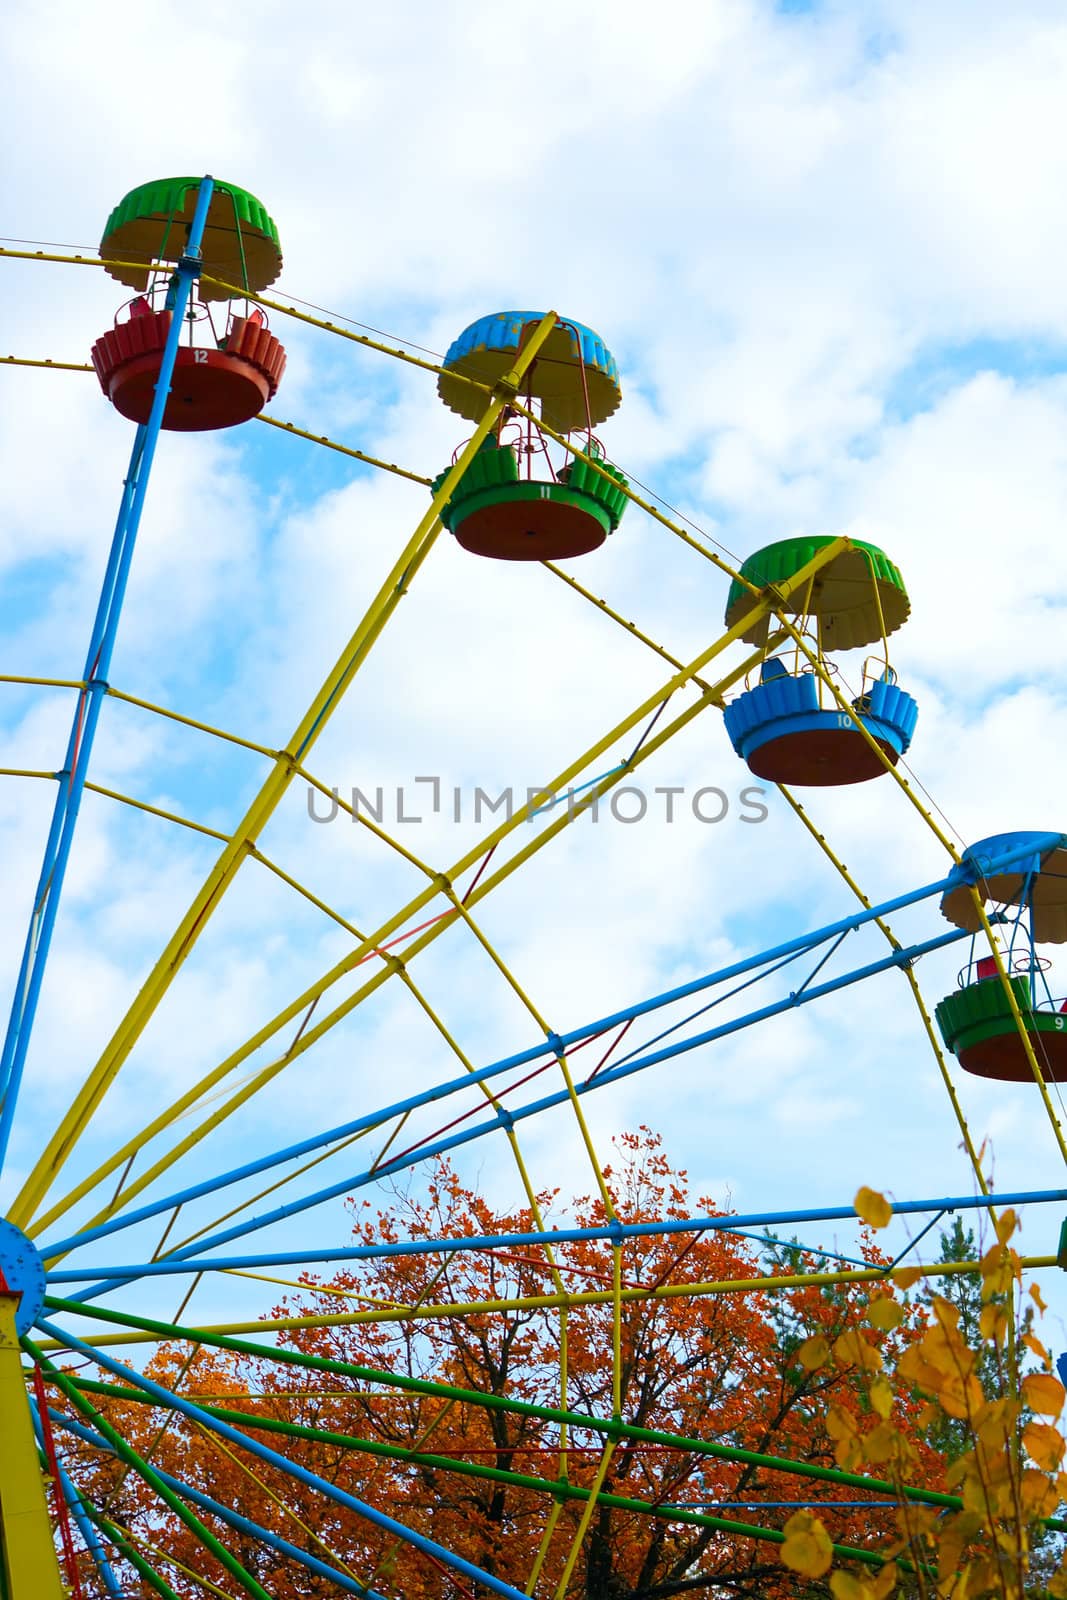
xmin=433 ymin=311 xmax=628 ymax=561
xmin=722 ymin=536 xmax=918 ymax=786
xmin=91 ymin=177 xmax=286 ymax=431
xmin=934 ymin=832 xmax=1067 ymax=1081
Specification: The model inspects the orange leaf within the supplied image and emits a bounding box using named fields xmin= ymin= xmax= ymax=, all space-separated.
xmin=979 ymin=1303 xmax=1007 ymax=1345
xmin=1021 ymin=1468 xmax=1058 ymax=1518
xmin=855 ymin=1187 xmax=893 ymax=1229
xmin=929 ymin=1294 xmax=961 ymax=1330
xmin=892 ymin=1264 xmax=923 ymax=1289
xmin=980 ymin=1242 xmax=1019 ymax=1297
xmin=1031 ymin=1282 xmax=1049 ymax=1313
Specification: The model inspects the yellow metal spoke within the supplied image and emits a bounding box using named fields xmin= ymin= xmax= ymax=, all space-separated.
xmin=13 ymin=310 xmax=562 ymax=1232
xmin=106 ymin=687 xmax=276 ymax=758
xmin=41 ymin=1251 xmax=1054 ymax=1353
xmin=777 ymin=785 xmax=998 ymax=1219
xmin=257 ymin=414 xmax=433 ymax=486
xmin=36 ymin=608 xmax=793 ymax=1250
xmin=553 ymin=1441 xmax=617 ymax=1600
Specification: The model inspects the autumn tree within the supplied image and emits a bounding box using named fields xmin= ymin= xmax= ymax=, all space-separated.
xmin=61 ymin=1131 xmax=949 ymax=1600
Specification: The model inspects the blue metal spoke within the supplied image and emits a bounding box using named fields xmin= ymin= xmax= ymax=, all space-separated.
xmin=55 ymin=924 xmax=972 ymax=1297
xmin=0 ymin=177 xmax=217 ymax=1169
xmin=29 ymin=1398 xmax=124 ymax=1599
xmin=42 ymin=1184 xmax=1067 ymax=1285
xmin=38 ymin=1319 xmax=535 ymax=1600
xmin=41 ymin=871 xmax=973 ymax=1262
xmin=46 ymin=1405 xmax=386 ymax=1599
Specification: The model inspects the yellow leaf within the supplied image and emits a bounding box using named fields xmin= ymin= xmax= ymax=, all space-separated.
xmin=993 ymin=1522 xmax=1027 ymax=1554
xmin=826 ymin=1404 xmax=859 ymax=1441
xmin=781 ymin=1511 xmax=833 ymax=1578
xmin=894 ymin=1504 xmax=938 ymax=1544
xmin=867 ymin=1295 xmax=905 ymax=1332
xmin=830 ymin=1573 xmax=874 ymax=1600
xmin=870 ymin=1375 xmax=894 ymax=1420
xmin=871 ymin=1561 xmax=898 ymax=1599
xmin=898 ymin=1345 xmax=951 ymax=1396
xmin=953 ymin=1558 xmax=998 ymax=1597
xmin=1031 ymin=1282 xmax=1049 ymax=1314
xmin=936 ymin=1531 xmax=967 ymax=1589
xmin=1022 ymin=1373 xmax=1066 ymax=1418
xmin=936 ymin=1511 xmax=983 ymax=1585
xmin=932 ymin=1372 xmax=984 ymax=1422
xmin=920 ymin=1322 xmax=975 ymax=1379
xmin=994 ymin=1208 xmax=1018 ymax=1244
xmin=892 ymin=1264 xmax=923 ymax=1289
xmin=979 ymin=1303 xmax=1007 ymax=1345
xmin=989 ymin=1480 xmax=1019 ymax=1519
xmin=798 ymin=1334 xmax=831 ymax=1371
xmin=975 ymin=1396 xmax=1021 ymax=1449
xmin=1023 ymin=1331 xmax=1050 ymax=1364
xmin=834 ymin=1329 xmax=883 ymax=1372
xmin=863 ymin=1421 xmax=903 ymax=1465
xmin=1021 ymin=1468 xmax=1058 ymax=1518
xmin=855 ymin=1186 xmax=893 ymax=1229
xmin=929 ymin=1295 xmax=961 ymax=1330
xmin=980 ymin=1242 xmax=1019 ymax=1298
xmin=1023 ymin=1420 xmax=1066 ymax=1470
xmin=833 ymin=1433 xmax=865 ymax=1471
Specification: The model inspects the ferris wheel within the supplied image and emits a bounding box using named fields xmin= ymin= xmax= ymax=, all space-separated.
xmin=1 ymin=173 xmax=1065 ymax=1599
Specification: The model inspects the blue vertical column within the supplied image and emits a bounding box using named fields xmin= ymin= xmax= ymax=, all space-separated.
xmin=0 ymin=177 xmax=217 ymax=1170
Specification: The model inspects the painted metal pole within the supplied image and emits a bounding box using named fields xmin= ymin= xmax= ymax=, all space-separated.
xmin=30 ymin=1340 xmax=274 ymax=1600
xmin=13 ymin=311 xmax=564 ymax=1233
xmin=0 ymin=177 xmax=217 ymax=1171
xmin=46 ymin=1404 xmax=390 ymax=1600
xmin=49 ymin=1299 xmax=1063 ymax=1553
xmin=41 ymin=878 xmax=975 ymax=1263
xmin=45 ymin=1396 xmax=920 ymax=1581
xmin=36 ymin=1320 xmax=536 ymax=1600
xmin=0 ymin=1294 xmax=65 ymax=1598
xmin=40 ymin=1183 xmax=1067 ymax=1283
xmin=51 ymin=923 xmax=973 ymax=1288
xmin=28 ymin=1401 xmax=123 ymax=1600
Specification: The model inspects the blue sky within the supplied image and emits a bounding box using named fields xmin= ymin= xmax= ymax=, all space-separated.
xmin=2 ymin=0 xmax=1067 ymax=1351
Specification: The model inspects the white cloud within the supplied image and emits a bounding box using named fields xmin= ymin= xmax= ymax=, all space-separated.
xmin=3 ymin=0 xmax=1067 ymax=1368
